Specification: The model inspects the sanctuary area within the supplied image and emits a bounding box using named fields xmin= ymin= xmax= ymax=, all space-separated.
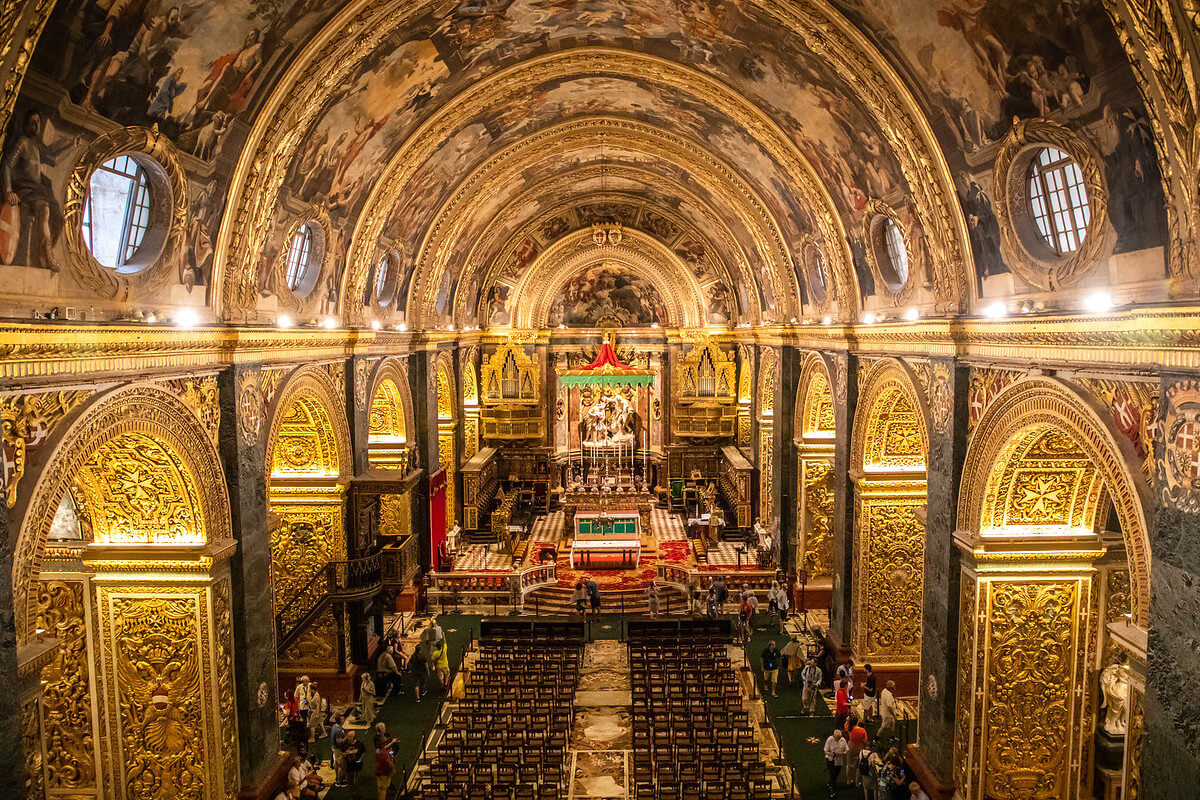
xmin=0 ymin=2 xmax=1198 ymax=800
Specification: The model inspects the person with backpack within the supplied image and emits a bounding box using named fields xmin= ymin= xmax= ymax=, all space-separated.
xmin=801 ymin=657 xmax=823 ymax=715
xmin=760 ymin=640 xmax=781 ymax=697
xmin=846 ymin=716 xmax=869 ymax=786
xmin=329 ymin=714 xmax=348 ymax=787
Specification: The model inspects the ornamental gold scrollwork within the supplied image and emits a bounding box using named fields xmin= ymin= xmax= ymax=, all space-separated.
xmin=953 ymin=575 xmax=977 ymax=791
xmin=853 ymin=500 xmax=924 ymax=662
xmin=270 ymin=509 xmax=340 ymax=628
xmin=281 ymin=606 xmax=339 ymax=668
xmin=236 ymin=370 xmax=264 ymax=442
xmin=1 ymin=389 xmax=90 ymax=508
xmin=22 ymin=695 xmax=45 ymax=800
xmin=213 ymin=578 xmax=239 ymax=798
xmin=852 ymin=359 xmax=929 ymax=472
xmin=983 ymin=581 xmax=1079 ymax=800
xmin=992 ymin=118 xmax=1109 ymax=292
xmin=109 ymin=595 xmax=207 ymax=800
xmin=800 ymin=459 xmax=834 ymax=578
xmin=164 ymin=376 xmax=221 ymax=447
xmin=759 ymin=425 xmax=774 ymax=522
xmin=37 ymin=580 xmax=96 ymax=791
xmin=0 ymin=0 xmax=55 ymax=145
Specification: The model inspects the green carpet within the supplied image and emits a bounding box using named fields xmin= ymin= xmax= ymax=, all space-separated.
xmin=743 ymin=621 xmax=918 ymax=800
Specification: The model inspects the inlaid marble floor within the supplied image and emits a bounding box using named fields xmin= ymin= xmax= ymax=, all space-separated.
xmin=569 ymin=640 xmax=632 ymax=800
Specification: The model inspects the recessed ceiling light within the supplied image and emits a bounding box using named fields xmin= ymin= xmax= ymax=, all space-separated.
xmin=277 ymin=314 xmax=294 ymax=329
xmin=1083 ymin=291 xmax=1114 ymax=313
xmin=982 ymin=302 xmax=1007 ymax=319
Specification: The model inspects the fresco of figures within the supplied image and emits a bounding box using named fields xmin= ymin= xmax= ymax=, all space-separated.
xmin=547 ymin=264 xmax=667 ymax=328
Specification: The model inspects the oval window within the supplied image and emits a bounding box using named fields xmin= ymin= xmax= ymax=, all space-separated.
xmin=82 ymin=155 xmax=163 ymax=273
xmin=873 ymin=216 xmax=908 ymax=291
xmin=1027 ymin=147 xmax=1090 ymax=256
xmin=285 ymin=223 xmax=316 ymax=292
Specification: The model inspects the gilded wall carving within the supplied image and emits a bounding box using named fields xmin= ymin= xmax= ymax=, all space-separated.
xmin=36 ymin=580 xmax=96 ymax=791
xmin=22 ymin=695 xmax=45 ymax=800
xmin=281 ymin=606 xmax=339 ymax=668
xmin=953 ymin=573 xmax=977 ymax=791
xmin=269 ymin=507 xmax=342 ymax=630
xmin=801 ymin=371 xmax=835 ymax=435
xmin=981 ymin=427 xmax=1102 ymax=533
xmin=0 ymin=390 xmax=90 ymax=508
xmin=164 ymin=377 xmax=221 ymax=447
xmin=853 ymin=498 xmax=925 ymax=663
xmin=100 ymin=592 xmax=209 ymax=800
xmin=1126 ymin=685 xmax=1144 ymax=799
xmin=800 ymin=459 xmax=834 ymax=578
xmin=968 ymin=368 xmax=1025 ymax=432
xmin=983 ymin=581 xmax=1082 ymax=800
xmin=1076 ymin=376 xmax=1158 ymax=479
xmin=213 ymin=579 xmax=239 ymax=799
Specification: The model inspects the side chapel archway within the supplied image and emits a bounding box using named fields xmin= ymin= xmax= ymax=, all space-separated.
xmin=14 ymin=383 xmax=238 ymax=800
xmin=435 ymin=351 xmax=459 ymax=529
xmin=265 ymin=366 xmax=351 ymax=672
xmin=795 ymin=353 xmax=837 ymax=582
xmin=952 ymin=377 xmax=1152 ymax=800
xmin=849 ymin=359 xmax=930 ymax=680
xmin=367 ymin=357 xmax=415 ymax=470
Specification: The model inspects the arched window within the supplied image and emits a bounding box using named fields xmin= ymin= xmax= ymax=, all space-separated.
xmin=82 ymin=155 xmax=154 ymax=272
xmin=285 ymin=224 xmax=316 ymax=291
xmin=375 ymin=255 xmax=391 ymax=304
xmin=1027 ymin=147 xmax=1090 ymax=256
xmin=882 ymin=218 xmax=908 ymax=286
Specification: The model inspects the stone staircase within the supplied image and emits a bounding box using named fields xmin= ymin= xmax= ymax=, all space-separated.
xmin=525 ymin=582 xmax=690 ymax=616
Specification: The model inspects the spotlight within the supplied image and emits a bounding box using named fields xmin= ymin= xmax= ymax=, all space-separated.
xmin=144 ymin=313 xmax=157 ymax=324
xmin=395 ymin=322 xmax=408 ymax=331
xmin=861 ymin=313 xmax=877 ymax=324
xmin=982 ymin=302 xmax=1007 ymax=319
xmin=903 ymin=308 xmax=920 ymax=322
xmin=1083 ymin=291 xmax=1114 ymax=313
xmin=447 ymin=323 xmax=455 ymax=331
xmin=822 ymin=316 xmax=831 ymax=325
xmin=371 ymin=319 xmax=382 ymax=331
xmin=651 ymin=322 xmax=659 ymax=329
xmin=321 ymin=316 xmax=338 ymax=329
xmin=277 ymin=314 xmax=294 ymax=329
xmin=173 ymin=308 xmax=200 ymax=328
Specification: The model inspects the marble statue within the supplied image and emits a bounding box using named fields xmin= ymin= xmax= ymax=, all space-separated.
xmin=1099 ymin=662 xmax=1131 ymax=736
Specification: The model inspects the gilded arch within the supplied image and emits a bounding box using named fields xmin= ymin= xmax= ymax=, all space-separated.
xmin=264 ymin=365 xmax=352 ymax=480
xmin=795 ymin=352 xmax=837 ymax=579
xmin=796 ymin=353 xmax=837 ymax=438
xmin=851 ymin=359 xmax=931 ymax=473
xmin=12 ymin=383 xmax=231 ymax=644
xmin=957 ymin=376 xmax=1152 ymax=624
xmin=367 ymin=357 xmax=415 ymax=444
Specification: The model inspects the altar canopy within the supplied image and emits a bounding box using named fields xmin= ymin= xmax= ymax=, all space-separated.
xmin=558 ymin=341 xmax=654 ymax=388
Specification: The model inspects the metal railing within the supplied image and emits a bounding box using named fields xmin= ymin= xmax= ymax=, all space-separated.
xmin=275 ymin=553 xmax=382 ymax=650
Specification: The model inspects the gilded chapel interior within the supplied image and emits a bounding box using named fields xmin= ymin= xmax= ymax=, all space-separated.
xmin=0 ymin=1 xmax=1197 ymax=799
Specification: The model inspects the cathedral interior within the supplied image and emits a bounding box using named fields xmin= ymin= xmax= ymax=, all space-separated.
xmin=1 ymin=1 xmax=1198 ymax=799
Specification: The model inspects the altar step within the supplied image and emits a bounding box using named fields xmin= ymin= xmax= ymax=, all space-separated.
xmin=524 ymin=583 xmax=690 ymax=616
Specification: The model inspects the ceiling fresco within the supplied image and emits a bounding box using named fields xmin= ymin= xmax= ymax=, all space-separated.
xmin=0 ymin=0 xmax=1167 ymax=325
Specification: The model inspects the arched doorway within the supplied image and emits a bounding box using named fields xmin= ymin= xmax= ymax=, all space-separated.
xmin=795 ymin=353 xmax=836 ymax=585
xmin=367 ymin=359 xmax=414 ymax=471
xmin=265 ymin=368 xmax=351 ymax=675
xmin=849 ymin=359 xmax=929 ymax=687
xmin=953 ymin=377 xmax=1151 ymax=800
xmin=13 ymin=383 xmax=238 ymax=800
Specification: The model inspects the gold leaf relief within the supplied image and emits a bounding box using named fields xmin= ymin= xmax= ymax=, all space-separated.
xmin=801 ymin=459 xmax=834 ymax=578
xmin=860 ymin=502 xmax=924 ymax=661
xmin=37 ymin=580 xmax=95 ymax=790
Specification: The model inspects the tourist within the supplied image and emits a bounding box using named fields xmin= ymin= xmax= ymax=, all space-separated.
xmin=294 ymin=675 xmax=316 ymax=729
xmin=876 ymin=750 xmax=902 ymax=800
xmin=432 ymin=634 xmax=451 ymax=692
xmin=329 ymin=714 xmax=347 ymax=787
xmin=342 ymin=730 xmax=366 ymax=790
xmin=780 ymin=635 xmax=802 ymax=684
xmin=306 ymin=682 xmax=326 ymax=742
xmin=572 ymin=580 xmax=588 ymax=615
xmin=767 ymin=579 xmax=790 ymax=633
xmin=376 ymin=644 xmax=403 ymax=702
xmin=760 ymin=639 xmax=781 ymax=697
xmin=837 ymin=658 xmax=855 ymax=686
xmin=909 ymin=781 xmax=930 ymax=800
xmin=287 ymin=754 xmax=309 ymax=788
xmin=646 ymin=579 xmax=660 ymax=618
xmin=823 ymin=728 xmax=849 ymax=788
xmin=283 ymin=691 xmax=306 ymax=755
xmin=835 ymin=679 xmax=852 ymax=729
xmin=801 ymin=657 xmax=823 ymax=715
xmin=411 ymin=643 xmax=428 ymax=702
xmin=584 ymin=576 xmax=601 ymax=617
xmin=879 ymin=681 xmax=899 ymax=741
xmin=419 ymin=617 xmax=445 ymax=694
xmin=708 ymin=576 xmax=728 ymax=618
xmin=862 ymin=663 xmax=878 ymax=722
xmin=273 ymin=781 xmax=300 ymax=800
xmin=359 ymin=672 xmax=376 ymax=725
xmin=375 ymin=727 xmax=397 ymax=800
xmin=847 ymin=716 xmax=869 ymax=786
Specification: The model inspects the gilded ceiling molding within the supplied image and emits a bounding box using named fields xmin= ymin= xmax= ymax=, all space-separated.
xmin=771 ymin=0 xmax=973 ymax=311
xmin=405 ymin=117 xmax=800 ymax=328
xmin=264 ymin=364 xmax=353 ymax=482
xmin=509 ymin=227 xmax=706 ymax=330
xmin=957 ymin=376 xmax=1152 ymax=625
xmin=11 ymin=383 xmax=232 ymax=645
xmin=850 ymin=357 xmax=932 ymax=472
xmin=339 ymin=49 xmax=852 ymax=323
xmin=454 ymin=181 xmax=751 ymax=327
xmin=1100 ymin=0 xmax=1200 ymax=285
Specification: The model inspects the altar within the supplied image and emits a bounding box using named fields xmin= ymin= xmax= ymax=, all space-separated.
xmin=570 ymin=511 xmax=642 ymax=569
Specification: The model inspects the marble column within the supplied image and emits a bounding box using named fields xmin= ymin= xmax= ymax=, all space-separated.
xmin=777 ymin=347 xmax=801 ymax=573
xmin=915 ymin=357 xmax=970 ymax=780
xmin=218 ymin=365 xmax=280 ymax=785
xmin=1142 ymin=372 xmax=1200 ymax=796
xmin=0 ymin=498 xmax=26 ymax=796
xmin=829 ymin=351 xmax=856 ymax=648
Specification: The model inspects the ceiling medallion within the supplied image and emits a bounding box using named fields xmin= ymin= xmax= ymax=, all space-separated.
xmin=591 ymin=222 xmax=623 ymax=246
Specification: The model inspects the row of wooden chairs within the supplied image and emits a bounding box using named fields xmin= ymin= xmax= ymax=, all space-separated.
xmin=633 ymin=779 xmax=773 ymax=800
xmin=418 ymin=784 xmax=561 ymax=800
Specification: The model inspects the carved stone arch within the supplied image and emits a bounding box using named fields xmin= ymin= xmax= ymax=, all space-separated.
xmin=511 ymin=227 xmax=707 ymax=329
xmin=851 ymin=358 xmax=932 ymax=472
xmin=957 ymin=376 xmax=1152 ymax=624
xmin=367 ymin=357 xmax=415 ymax=445
xmin=795 ymin=351 xmax=838 ymax=439
xmin=265 ymin=365 xmax=352 ymax=481
xmin=12 ymin=382 xmax=232 ymax=644
xmin=757 ymin=348 xmax=778 ymax=421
